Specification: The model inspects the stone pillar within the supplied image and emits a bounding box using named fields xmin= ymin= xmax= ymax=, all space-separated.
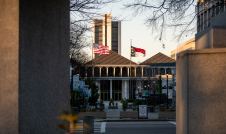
xmin=110 ymin=80 xmax=113 ymax=99
xmin=127 ymin=67 xmax=130 ymax=77
xmin=141 ymin=67 xmax=144 ymax=77
xmin=177 ymin=49 xmax=226 ymax=134
xmin=134 ymin=67 xmax=137 ymax=77
xmin=106 ymin=67 xmax=108 ymax=77
xmin=0 ymin=1 xmax=70 ymax=134
xmin=120 ymin=67 xmax=122 ymax=77
xmin=122 ymin=80 xmax=129 ymax=99
xmin=0 ymin=1 xmax=19 ymax=133
xmin=99 ymin=67 xmax=101 ymax=77
xmin=113 ymin=67 xmax=115 ymax=77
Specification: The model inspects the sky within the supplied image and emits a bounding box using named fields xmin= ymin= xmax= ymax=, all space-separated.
xmin=86 ymin=0 xmax=195 ymax=63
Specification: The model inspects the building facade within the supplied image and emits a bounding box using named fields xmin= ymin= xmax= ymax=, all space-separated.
xmin=196 ymin=0 xmax=226 ymax=49
xmin=93 ymin=14 xmax=121 ymax=54
xmin=197 ymin=0 xmax=226 ymax=33
xmin=79 ymin=52 xmax=176 ymax=103
xmin=177 ymin=1 xmax=226 ymax=133
xmin=171 ymin=38 xmax=195 ymax=60
xmin=82 ymin=14 xmax=176 ymax=104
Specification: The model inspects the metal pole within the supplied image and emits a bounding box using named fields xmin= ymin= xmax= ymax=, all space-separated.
xmin=166 ymin=74 xmax=169 ymax=109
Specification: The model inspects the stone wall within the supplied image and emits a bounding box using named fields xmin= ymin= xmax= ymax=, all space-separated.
xmin=0 ymin=0 xmax=70 ymax=134
xmin=0 ymin=0 xmax=19 ymax=133
xmin=196 ymin=28 xmax=226 ymax=49
xmin=196 ymin=11 xmax=226 ymax=49
xmin=177 ymin=48 xmax=226 ymax=134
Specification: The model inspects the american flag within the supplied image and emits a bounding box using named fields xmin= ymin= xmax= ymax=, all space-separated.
xmin=93 ymin=44 xmax=110 ymax=55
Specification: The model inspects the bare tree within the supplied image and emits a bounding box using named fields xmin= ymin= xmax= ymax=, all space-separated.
xmin=69 ymin=0 xmax=115 ymax=63
xmin=125 ymin=0 xmax=197 ymax=40
xmin=70 ymin=0 xmax=114 ymax=22
xmin=69 ymin=23 xmax=89 ymax=64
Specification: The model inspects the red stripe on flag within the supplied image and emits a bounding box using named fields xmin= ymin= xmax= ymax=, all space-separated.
xmin=93 ymin=44 xmax=109 ymax=55
xmin=133 ymin=47 xmax=145 ymax=55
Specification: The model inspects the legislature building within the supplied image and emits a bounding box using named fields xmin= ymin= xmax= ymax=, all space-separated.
xmin=74 ymin=14 xmax=176 ymax=104
xmin=78 ymin=51 xmax=176 ymax=102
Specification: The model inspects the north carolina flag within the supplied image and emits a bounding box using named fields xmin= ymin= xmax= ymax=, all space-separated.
xmin=131 ymin=46 xmax=146 ymax=57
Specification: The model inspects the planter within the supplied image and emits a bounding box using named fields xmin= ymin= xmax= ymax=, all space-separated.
xmin=148 ymin=112 xmax=159 ymax=119
xmin=78 ymin=111 xmax=106 ymax=119
xmin=159 ymin=111 xmax=176 ymax=119
xmin=120 ymin=111 xmax=138 ymax=119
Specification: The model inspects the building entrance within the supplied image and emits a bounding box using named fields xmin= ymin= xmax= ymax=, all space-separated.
xmin=100 ymin=80 xmax=110 ymax=101
xmin=100 ymin=80 xmax=122 ymax=101
xmin=112 ymin=80 xmax=122 ymax=101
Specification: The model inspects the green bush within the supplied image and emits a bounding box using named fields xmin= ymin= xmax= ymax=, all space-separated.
xmin=121 ymin=98 xmax=128 ymax=111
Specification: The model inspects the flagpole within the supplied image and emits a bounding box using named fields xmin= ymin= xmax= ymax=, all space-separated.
xmin=92 ymin=39 xmax=94 ymax=79
xmin=130 ymin=39 xmax=132 ymax=76
xmin=130 ymin=39 xmax=132 ymax=99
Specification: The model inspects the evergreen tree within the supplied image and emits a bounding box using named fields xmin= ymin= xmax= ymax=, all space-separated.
xmin=85 ymin=78 xmax=99 ymax=106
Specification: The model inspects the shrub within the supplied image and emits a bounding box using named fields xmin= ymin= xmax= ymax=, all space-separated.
xmin=121 ymin=98 xmax=128 ymax=111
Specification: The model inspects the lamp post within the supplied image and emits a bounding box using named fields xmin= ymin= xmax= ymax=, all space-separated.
xmin=166 ymin=74 xmax=169 ymax=109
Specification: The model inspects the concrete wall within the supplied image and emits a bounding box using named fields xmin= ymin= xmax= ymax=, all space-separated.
xmin=213 ymin=28 xmax=226 ymax=48
xmin=196 ymin=28 xmax=226 ymax=49
xmin=196 ymin=11 xmax=226 ymax=49
xmin=195 ymin=29 xmax=213 ymax=49
xmin=0 ymin=0 xmax=70 ymax=134
xmin=0 ymin=0 xmax=19 ymax=133
xmin=177 ymin=48 xmax=226 ymax=134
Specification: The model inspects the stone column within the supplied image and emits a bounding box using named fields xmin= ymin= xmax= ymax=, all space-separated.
xmin=0 ymin=1 xmax=70 ymax=134
xmin=99 ymin=67 xmax=101 ymax=77
xmin=120 ymin=67 xmax=122 ymax=77
xmin=177 ymin=49 xmax=226 ymax=134
xmin=141 ymin=67 xmax=144 ymax=77
xmin=106 ymin=67 xmax=108 ymax=77
xmin=0 ymin=1 xmax=19 ymax=133
xmin=134 ymin=67 xmax=137 ymax=77
xmin=113 ymin=67 xmax=115 ymax=77
xmin=110 ymin=80 xmax=113 ymax=99
xmin=122 ymin=80 xmax=129 ymax=99
xmin=127 ymin=67 xmax=130 ymax=77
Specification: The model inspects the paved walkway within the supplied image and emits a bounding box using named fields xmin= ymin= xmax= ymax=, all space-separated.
xmin=106 ymin=109 xmax=120 ymax=119
xmin=73 ymin=120 xmax=104 ymax=134
xmin=74 ymin=120 xmax=176 ymax=134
